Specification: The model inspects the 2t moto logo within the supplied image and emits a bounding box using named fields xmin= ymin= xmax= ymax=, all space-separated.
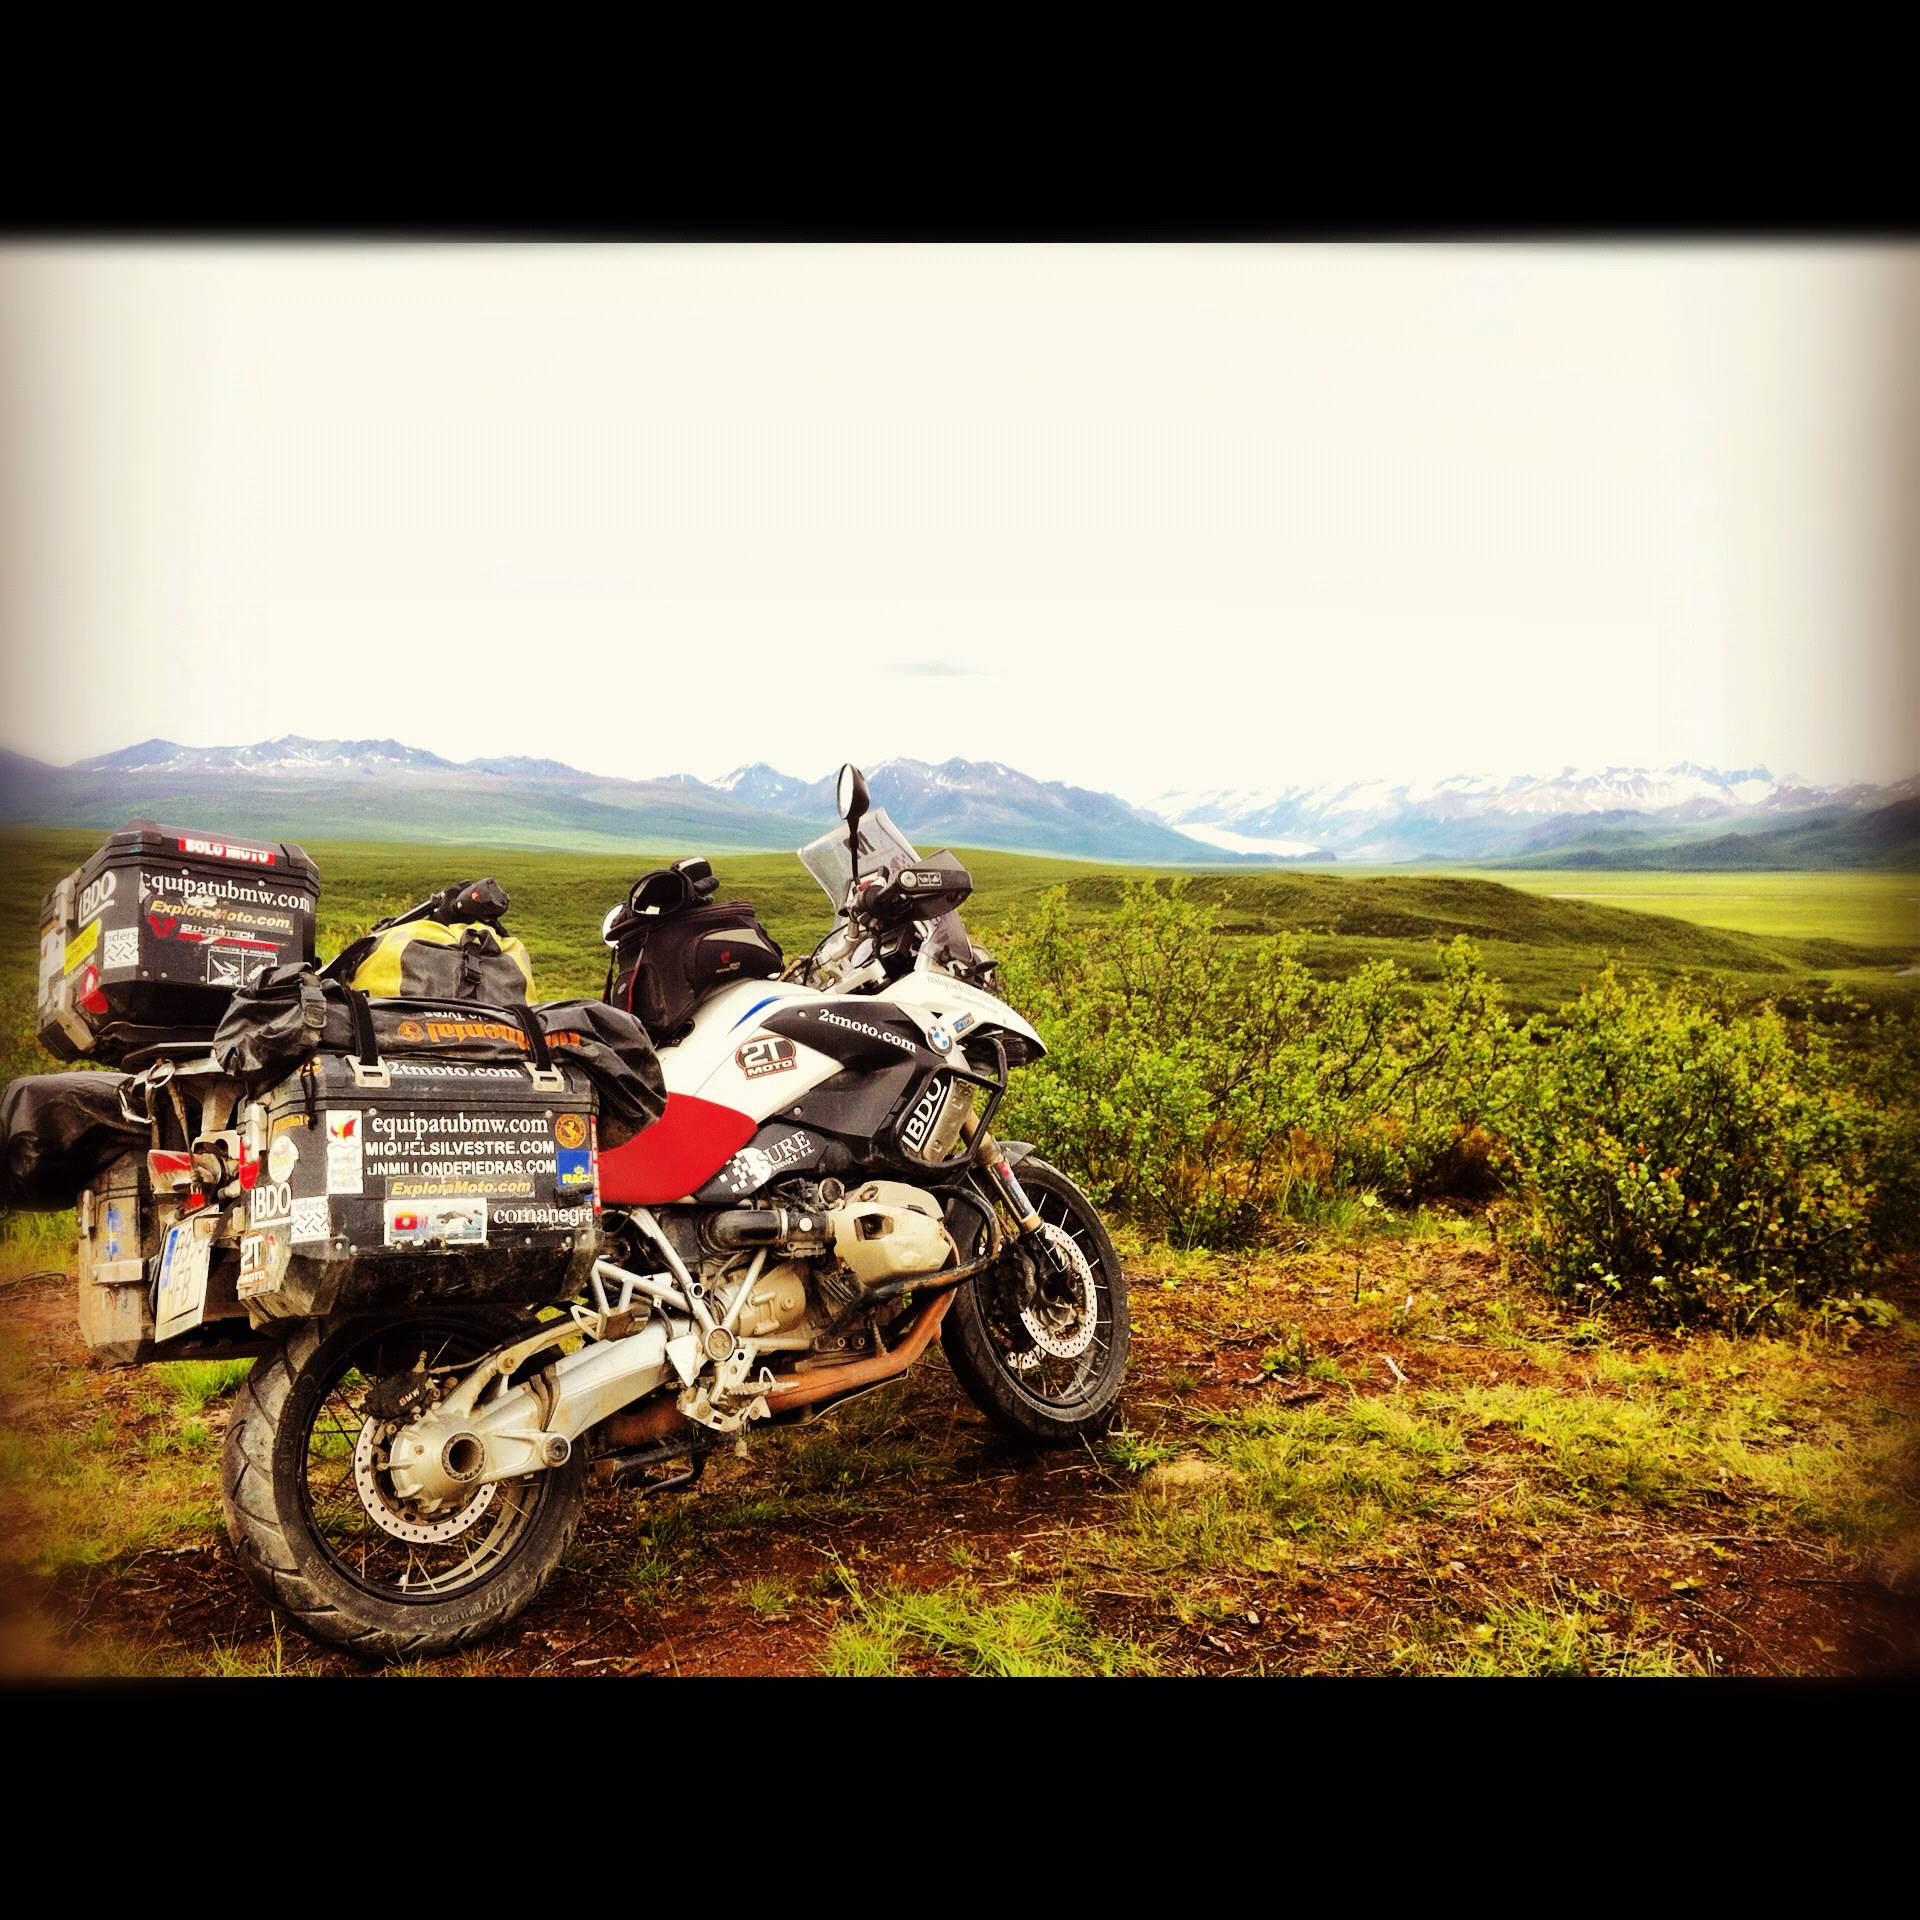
xmin=736 ymin=1037 xmax=798 ymax=1079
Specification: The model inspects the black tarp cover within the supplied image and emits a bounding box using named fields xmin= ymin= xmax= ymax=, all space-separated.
xmin=211 ymin=967 xmax=667 ymax=1148
xmin=1 ymin=1072 xmax=148 ymax=1212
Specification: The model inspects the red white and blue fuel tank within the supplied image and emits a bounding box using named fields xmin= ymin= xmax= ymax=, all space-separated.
xmin=595 ymin=973 xmax=1040 ymax=1206
xmin=596 ymin=979 xmax=837 ymax=1205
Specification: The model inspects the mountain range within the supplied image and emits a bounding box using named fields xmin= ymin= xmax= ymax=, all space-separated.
xmin=0 ymin=738 xmax=1231 ymax=865
xmin=1153 ymin=765 xmax=1920 ymax=868
xmin=0 ymin=739 xmax=1913 ymax=869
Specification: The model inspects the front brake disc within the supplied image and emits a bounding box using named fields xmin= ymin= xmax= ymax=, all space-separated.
xmin=1014 ymin=1224 xmax=1099 ymax=1362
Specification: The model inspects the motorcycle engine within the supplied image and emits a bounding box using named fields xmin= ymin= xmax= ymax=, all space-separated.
xmin=729 ymin=1261 xmax=814 ymax=1338
xmin=823 ymin=1180 xmax=955 ymax=1289
xmin=710 ymin=1179 xmax=956 ymax=1340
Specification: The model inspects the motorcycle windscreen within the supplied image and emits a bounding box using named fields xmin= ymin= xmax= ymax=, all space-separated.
xmin=797 ymin=807 xmax=920 ymax=910
xmin=797 ymin=810 xmax=975 ymax=965
xmin=597 ymin=1093 xmax=756 ymax=1206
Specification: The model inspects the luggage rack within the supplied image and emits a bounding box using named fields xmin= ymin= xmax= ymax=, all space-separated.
xmin=117 ymin=1042 xmax=227 ymax=1074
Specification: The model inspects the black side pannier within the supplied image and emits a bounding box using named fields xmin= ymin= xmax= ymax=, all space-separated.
xmin=243 ymin=1049 xmax=607 ymax=1319
xmin=215 ymin=976 xmax=669 ymax=1321
xmin=603 ymin=857 xmax=782 ymax=1045
xmin=37 ymin=821 xmax=320 ymax=1064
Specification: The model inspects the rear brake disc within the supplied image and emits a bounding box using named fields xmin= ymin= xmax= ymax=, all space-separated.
xmin=352 ymin=1419 xmax=500 ymax=1546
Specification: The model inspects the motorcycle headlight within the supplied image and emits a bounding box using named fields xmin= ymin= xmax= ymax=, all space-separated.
xmin=996 ymin=1030 xmax=1045 ymax=1068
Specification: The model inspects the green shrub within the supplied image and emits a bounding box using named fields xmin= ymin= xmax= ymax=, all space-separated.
xmin=992 ymin=882 xmax=1910 ymax=1328
xmin=996 ymin=880 xmax=1520 ymax=1246
xmin=1853 ymin=1004 xmax=1920 ymax=1255
xmin=1504 ymin=969 xmax=1879 ymax=1330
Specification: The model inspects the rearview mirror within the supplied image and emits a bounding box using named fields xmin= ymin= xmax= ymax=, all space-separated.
xmin=836 ymin=762 xmax=870 ymax=827
xmin=838 ymin=763 xmax=871 ymax=899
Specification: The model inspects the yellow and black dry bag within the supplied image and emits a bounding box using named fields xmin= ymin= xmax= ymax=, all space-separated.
xmin=322 ymin=877 xmax=535 ymax=1004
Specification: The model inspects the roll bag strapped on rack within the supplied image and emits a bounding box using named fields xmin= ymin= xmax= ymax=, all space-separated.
xmin=322 ymin=877 xmax=535 ymax=1004
xmin=1 ymin=1070 xmax=151 ymax=1212
xmin=210 ymin=968 xmax=668 ymax=1148
xmin=37 ymin=821 xmax=320 ymax=1063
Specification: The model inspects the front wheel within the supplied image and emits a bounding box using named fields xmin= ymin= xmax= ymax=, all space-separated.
xmin=942 ymin=1158 xmax=1129 ymax=1446
xmin=221 ymin=1313 xmax=586 ymax=1663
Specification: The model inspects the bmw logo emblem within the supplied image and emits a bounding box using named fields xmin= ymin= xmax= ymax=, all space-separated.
xmin=927 ymin=1024 xmax=951 ymax=1053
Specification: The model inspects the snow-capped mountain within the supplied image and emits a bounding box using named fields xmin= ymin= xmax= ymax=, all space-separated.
xmin=1 ymin=740 xmax=1239 ymax=864
xmin=1150 ymin=764 xmax=1916 ymax=864
xmin=710 ymin=757 xmax=1244 ymax=862
xmin=856 ymin=758 xmax=1215 ymax=863
xmin=714 ymin=763 xmax=832 ymax=816
xmin=72 ymin=735 xmax=463 ymax=777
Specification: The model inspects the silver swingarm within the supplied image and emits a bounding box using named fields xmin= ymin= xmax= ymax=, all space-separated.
xmin=385 ymin=1251 xmax=703 ymax=1509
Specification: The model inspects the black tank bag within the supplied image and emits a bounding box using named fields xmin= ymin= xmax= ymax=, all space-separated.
xmin=604 ymin=859 xmax=782 ymax=1046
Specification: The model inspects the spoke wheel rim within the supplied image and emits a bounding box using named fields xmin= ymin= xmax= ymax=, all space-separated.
xmin=982 ymin=1188 xmax=1116 ymax=1411
xmin=296 ymin=1321 xmax=552 ymax=1606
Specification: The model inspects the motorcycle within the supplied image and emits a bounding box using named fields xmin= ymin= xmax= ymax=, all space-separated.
xmin=221 ymin=765 xmax=1129 ymax=1659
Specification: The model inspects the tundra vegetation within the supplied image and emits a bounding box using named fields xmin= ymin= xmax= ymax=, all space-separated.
xmin=0 ymin=828 xmax=1914 ymax=1676
xmin=997 ymin=876 xmax=1918 ymax=1331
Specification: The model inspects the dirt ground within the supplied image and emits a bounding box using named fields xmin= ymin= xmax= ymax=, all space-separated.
xmin=2 ymin=1224 xmax=1916 ymax=1678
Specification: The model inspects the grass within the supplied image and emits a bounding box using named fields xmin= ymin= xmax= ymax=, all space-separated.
xmin=0 ymin=1401 xmax=226 ymax=1575
xmin=206 ymin=1619 xmax=297 ymax=1678
xmin=1106 ymin=1428 xmax=1181 ymax=1474
xmin=1454 ymin=868 xmax=1919 ymax=951
xmin=739 ymin=1574 xmax=797 ymax=1618
xmin=623 ymin=1518 xmax=698 ymax=1605
xmin=819 ymin=1568 xmax=1154 ymax=1676
xmin=155 ymin=1359 xmax=252 ymax=1414
xmin=1 ymin=1218 xmax=1913 ymax=1674
xmin=1391 ymin=1589 xmax=1703 ymax=1676
xmin=1090 ymin=1235 xmax=1919 ymax=1648
xmin=2 ymin=821 xmax=1916 ymax=1675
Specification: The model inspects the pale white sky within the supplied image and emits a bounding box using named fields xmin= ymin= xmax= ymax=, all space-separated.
xmin=2 ymin=243 xmax=1914 ymax=802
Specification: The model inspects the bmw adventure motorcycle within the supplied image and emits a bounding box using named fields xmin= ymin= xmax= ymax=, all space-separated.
xmin=223 ymin=766 xmax=1128 ymax=1659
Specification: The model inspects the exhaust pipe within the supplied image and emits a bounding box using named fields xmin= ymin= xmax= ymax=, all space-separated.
xmin=762 ymin=1291 xmax=953 ymax=1414
xmin=594 ymin=1291 xmax=955 ymax=1457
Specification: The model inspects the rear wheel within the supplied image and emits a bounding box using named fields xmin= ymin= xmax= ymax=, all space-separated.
xmin=222 ymin=1312 xmax=585 ymax=1663
xmin=941 ymin=1158 xmax=1129 ymax=1446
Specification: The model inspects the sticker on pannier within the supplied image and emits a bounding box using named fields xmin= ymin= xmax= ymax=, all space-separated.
xmin=237 ymin=1227 xmax=288 ymax=1300
xmin=325 ymin=1111 xmax=365 ymax=1196
xmin=384 ymin=1200 xmax=488 ymax=1248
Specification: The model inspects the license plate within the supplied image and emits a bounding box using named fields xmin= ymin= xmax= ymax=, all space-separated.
xmin=154 ymin=1220 xmax=213 ymax=1341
